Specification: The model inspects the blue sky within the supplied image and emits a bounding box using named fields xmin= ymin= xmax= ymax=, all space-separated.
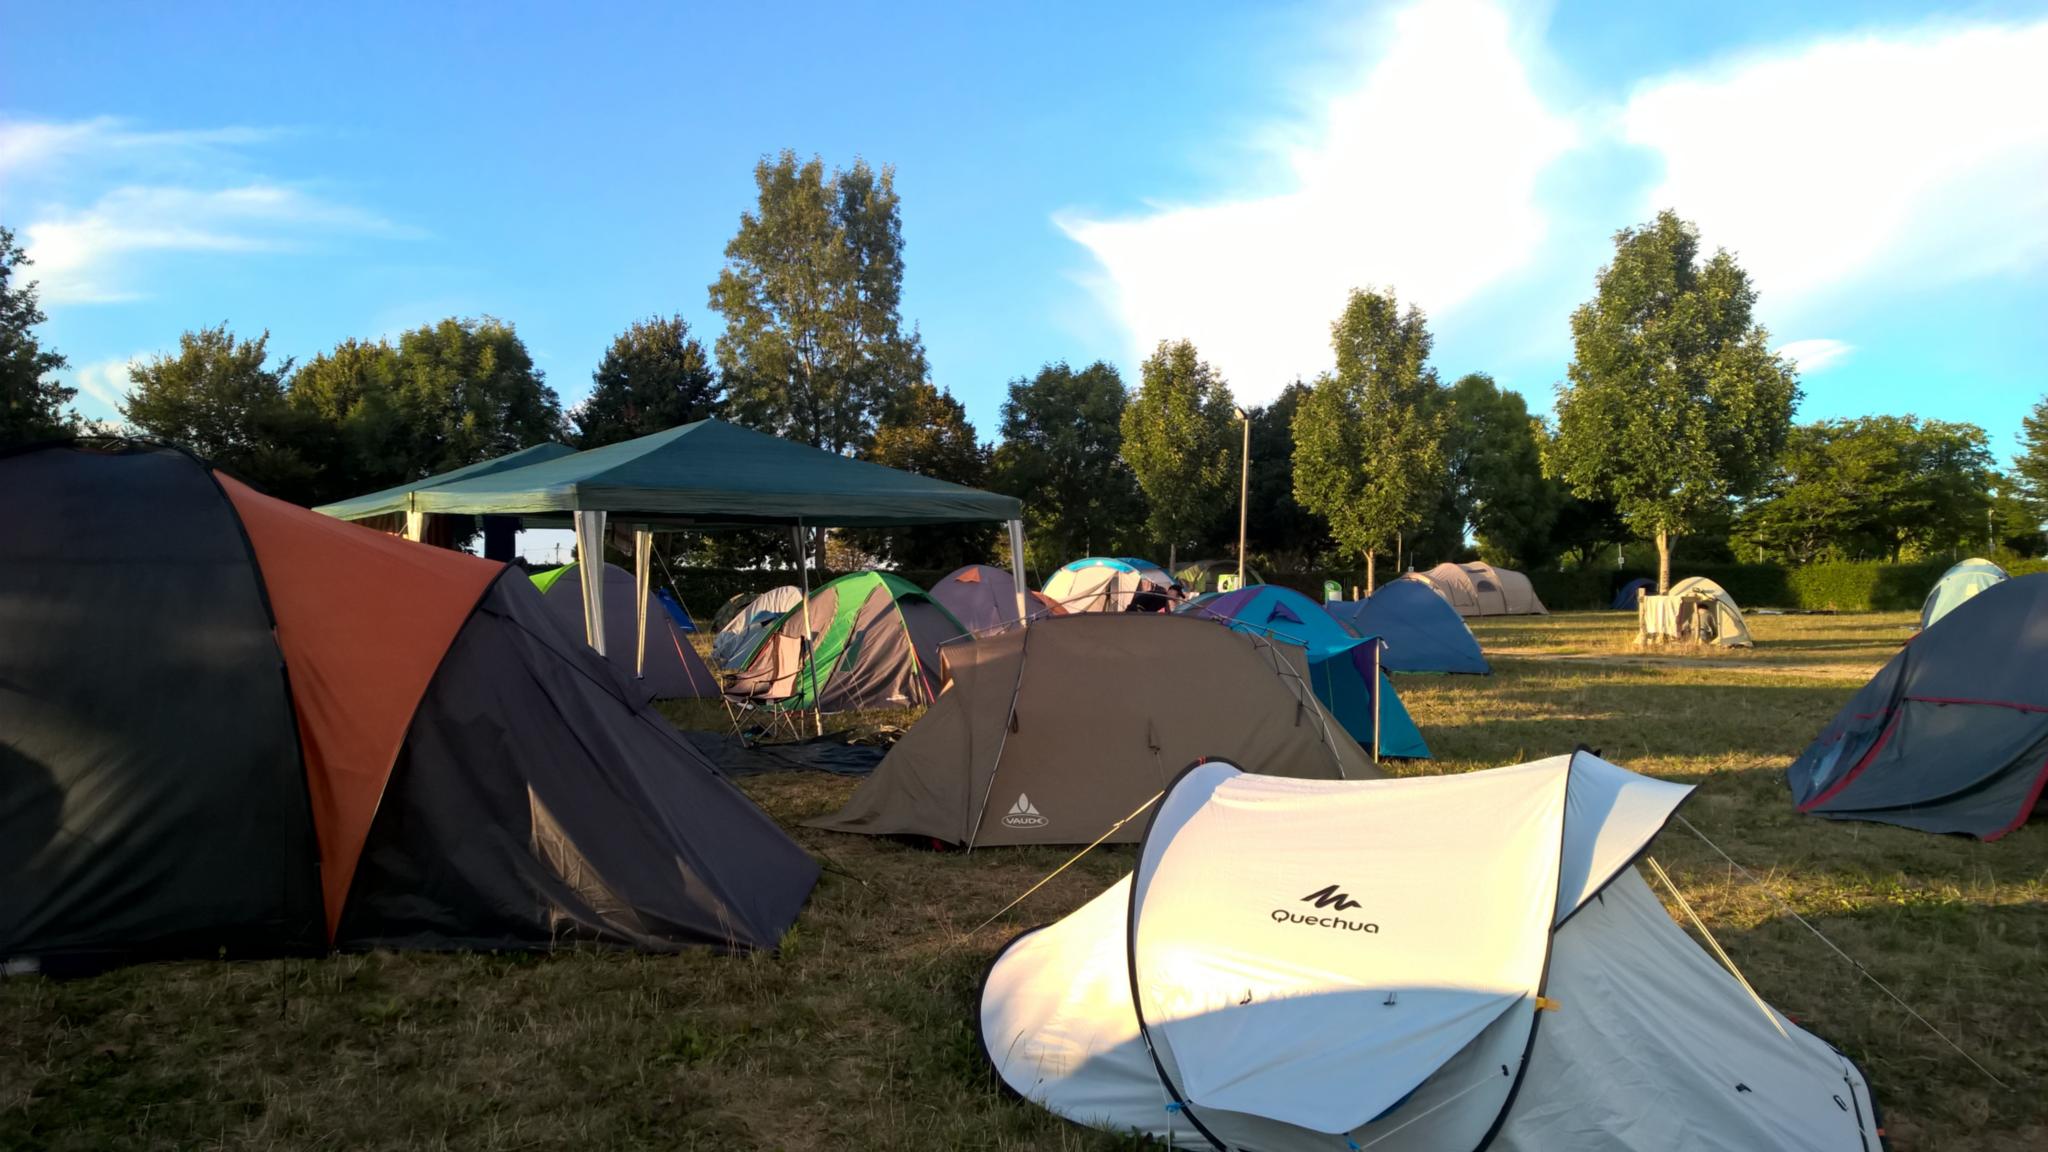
xmin=5 ymin=0 xmax=2045 ymax=465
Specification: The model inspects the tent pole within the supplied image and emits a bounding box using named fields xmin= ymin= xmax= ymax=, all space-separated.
xmin=573 ymin=510 xmax=608 ymax=656
xmin=1372 ymin=639 xmax=1382 ymax=765
xmin=1007 ymin=518 xmax=1029 ymax=630
xmin=793 ymin=521 xmax=822 ymax=737
xmin=403 ymin=509 xmax=425 ymax=542
xmin=633 ymin=526 xmax=652 ymax=679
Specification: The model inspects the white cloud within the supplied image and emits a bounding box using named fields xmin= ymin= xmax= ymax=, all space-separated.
xmin=1623 ymin=19 xmax=2048 ymax=304
xmin=1060 ymin=0 xmax=1576 ymax=402
xmin=2 ymin=116 xmax=403 ymax=305
xmin=65 ymin=354 xmax=145 ymax=415
xmin=1775 ymin=338 xmax=1852 ymax=374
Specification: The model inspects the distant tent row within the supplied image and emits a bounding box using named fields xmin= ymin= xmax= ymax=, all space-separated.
xmin=1043 ymin=557 xmax=1182 ymax=613
xmin=1175 ymin=557 xmax=1261 ymax=595
xmin=1409 ymin=561 xmax=1548 ymax=617
xmin=1324 ymin=579 xmax=1490 ymax=675
xmin=811 ymin=614 xmax=1379 ymax=847
xmin=1 ymin=443 xmax=817 ymax=968
xmin=726 ymin=571 xmax=961 ymax=711
xmin=929 ymin=564 xmax=1065 ymax=637
xmin=1640 ymin=576 xmax=1754 ymax=648
xmin=1189 ymin=584 xmax=1429 ymax=758
xmin=713 ymin=585 xmax=802 ymax=668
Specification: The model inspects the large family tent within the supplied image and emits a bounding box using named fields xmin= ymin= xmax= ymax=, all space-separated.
xmin=712 ymin=585 xmax=803 ymax=668
xmin=809 ymin=614 xmax=1379 ymax=847
xmin=981 ymin=751 xmax=1880 ymax=1151
xmin=1410 ymin=561 xmax=1549 ymax=617
xmin=1175 ymin=558 xmax=1261 ymax=595
xmin=1639 ymin=576 xmax=1755 ymax=648
xmin=725 ymin=571 xmax=962 ymax=711
xmin=0 ymin=442 xmax=817 ymax=968
xmin=928 ymin=564 xmax=1065 ymax=638
xmin=1324 ymin=579 xmax=1490 ymax=675
xmin=1191 ymin=585 xmax=1429 ymax=758
xmin=1043 ymin=557 xmax=1181 ymax=613
xmin=1920 ymin=557 xmax=2007 ymax=631
xmin=528 ymin=562 xmax=718 ymax=699
xmin=1788 ymin=573 xmax=2048 ymax=840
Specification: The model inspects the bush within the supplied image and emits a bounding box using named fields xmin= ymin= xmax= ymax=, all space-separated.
xmin=1524 ymin=558 xmax=2048 ymax=612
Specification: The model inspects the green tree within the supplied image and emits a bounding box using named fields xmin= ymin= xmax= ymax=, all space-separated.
xmin=0 ymin=226 xmax=76 ymax=445
xmin=1120 ymin=340 xmax=1236 ymax=570
xmin=1553 ymin=210 xmax=1799 ymax=591
xmin=574 ymin=315 xmax=721 ymax=449
xmin=287 ymin=338 xmax=405 ymax=502
xmin=1430 ymin=373 xmax=1560 ymax=569
xmin=122 ymin=325 xmax=318 ymax=501
xmin=391 ymin=317 xmax=563 ymax=477
xmin=1735 ymin=416 xmax=1996 ymax=562
xmin=990 ymin=361 xmax=1143 ymax=571
xmin=1292 ymin=288 xmax=1446 ymax=591
xmin=709 ymin=152 xmax=926 ymax=455
xmin=1243 ymin=381 xmax=1331 ymax=569
xmin=858 ymin=381 xmax=995 ymax=569
xmin=2016 ymin=394 xmax=2048 ymax=529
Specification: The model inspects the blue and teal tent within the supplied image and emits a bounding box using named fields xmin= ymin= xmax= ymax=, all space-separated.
xmin=1325 ymin=580 xmax=1490 ymax=675
xmin=1194 ymin=584 xmax=1429 ymax=759
xmin=1920 ymin=558 xmax=2007 ymax=631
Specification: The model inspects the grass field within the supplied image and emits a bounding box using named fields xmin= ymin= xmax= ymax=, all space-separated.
xmin=4 ymin=611 xmax=2042 ymax=1150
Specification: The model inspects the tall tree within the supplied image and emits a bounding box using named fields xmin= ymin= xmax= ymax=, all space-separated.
xmin=1243 ymin=381 xmax=1331 ymax=569
xmin=990 ymin=361 xmax=1143 ymax=571
xmin=122 ymin=325 xmax=318 ymax=501
xmin=0 ymin=226 xmax=75 ymax=445
xmin=1553 ymin=210 xmax=1799 ymax=591
xmin=1121 ymin=339 xmax=1236 ymax=570
xmin=1734 ymin=416 xmax=1997 ymax=562
xmin=1292 ymin=288 xmax=1446 ymax=591
xmin=574 ymin=314 xmax=722 ymax=449
xmin=2017 ymin=394 xmax=2048 ymax=530
xmin=859 ymin=381 xmax=994 ymax=569
xmin=287 ymin=338 xmax=405 ymax=501
xmin=1436 ymin=374 xmax=1560 ymax=569
xmin=709 ymin=151 xmax=926 ymax=455
xmin=391 ymin=317 xmax=563 ymax=477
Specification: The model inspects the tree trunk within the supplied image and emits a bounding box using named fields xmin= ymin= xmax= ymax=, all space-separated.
xmin=1366 ymin=549 xmax=1377 ymax=594
xmin=1656 ymin=529 xmax=1673 ymax=593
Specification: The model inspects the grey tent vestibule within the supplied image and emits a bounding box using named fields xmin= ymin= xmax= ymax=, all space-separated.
xmin=321 ymin=419 xmax=1032 ymax=725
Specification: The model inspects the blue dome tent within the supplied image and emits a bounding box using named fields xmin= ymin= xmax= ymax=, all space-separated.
xmin=1325 ymin=580 xmax=1489 ymax=675
xmin=1192 ymin=584 xmax=1429 ymax=759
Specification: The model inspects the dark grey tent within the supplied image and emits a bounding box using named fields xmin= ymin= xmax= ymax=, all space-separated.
xmin=1788 ymin=573 xmax=2048 ymax=839
xmin=2 ymin=442 xmax=816 ymax=969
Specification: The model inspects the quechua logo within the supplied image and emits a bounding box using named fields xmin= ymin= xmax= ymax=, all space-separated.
xmin=1270 ymin=883 xmax=1378 ymax=934
xmin=1001 ymin=793 xmax=1048 ymax=828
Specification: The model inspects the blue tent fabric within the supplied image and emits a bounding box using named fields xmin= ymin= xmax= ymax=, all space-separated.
xmin=655 ymin=588 xmax=696 ymax=633
xmin=1195 ymin=585 xmax=1430 ymax=759
xmin=1611 ymin=578 xmax=1654 ymax=610
xmin=1325 ymin=582 xmax=1490 ymax=675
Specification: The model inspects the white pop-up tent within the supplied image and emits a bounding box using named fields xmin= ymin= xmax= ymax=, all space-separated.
xmin=979 ymin=751 xmax=1879 ymax=1151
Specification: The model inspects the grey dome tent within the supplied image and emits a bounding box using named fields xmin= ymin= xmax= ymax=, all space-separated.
xmin=1410 ymin=562 xmax=1548 ymax=617
xmin=928 ymin=564 xmax=1065 ymax=639
xmin=529 ymin=562 xmax=719 ymax=699
xmin=1324 ymin=579 xmax=1489 ymax=674
xmin=713 ymin=585 xmax=802 ymax=668
xmin=1789 ymin=572 xmax=2048 ymax=840
xmin=981 ymin=751 xmax=1879 ymax=1150
xmin=1920 ymin=557 xmax=2007 ymax=631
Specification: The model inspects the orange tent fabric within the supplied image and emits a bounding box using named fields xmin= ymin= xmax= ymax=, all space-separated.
xmin=217 ymin=474 xmax=502 ymax=940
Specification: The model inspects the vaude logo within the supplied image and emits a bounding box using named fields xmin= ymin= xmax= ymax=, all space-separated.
xmin=1001 ymin=793 xmax=1048 ymax=829
xmin=1270 ymin=884 xmax=1379 ymax=934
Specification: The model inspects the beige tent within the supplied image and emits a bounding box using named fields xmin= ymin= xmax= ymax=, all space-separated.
xmin=1639 ymin=576 xmax=1754 ymax=647
xmin=807 ymin=614 xmax=1380 ymax=847
xmin=1408 ymin=562 xmax=1548 ymax=617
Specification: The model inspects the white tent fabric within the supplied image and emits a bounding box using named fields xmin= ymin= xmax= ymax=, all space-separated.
xmin=980 ymin=752 xmax=1876 ymax=1151
xmin=712 ymin=585 xmax=802 ymax=668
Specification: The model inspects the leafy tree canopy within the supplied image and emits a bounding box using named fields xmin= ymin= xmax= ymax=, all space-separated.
xmin=2016 ymin=394 xmax=2048 ymax=530
xmin=390 ymin=317 xmax=563 ymax=478
xmin=574 ymin=314 xmax=721 ymax=449
xmin=1121 ymin=339 xmax=1236 ymax=568
xmin=1243 ymin=381 xmax=1331 ymax=569
xmin=990 ymin=360 xmax=1144 ymax=571
xmin=0 ymin=226 xmax=76 ymax=446
xmin=857 ymin=380 xmax=994 ymax=569
xmin=123 ymin=325 xmax=320 ymax=502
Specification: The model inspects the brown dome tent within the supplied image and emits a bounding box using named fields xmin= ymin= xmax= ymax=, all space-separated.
xmin=928 ymin=563 xmax=1064 ymax=638
xmin=0 ymin=442 xmax=817 ymax=971
xmin=1409 ymin=562 xmax=1548 ymax=617
xmin=808 ymin=613 xmax=1379 ymax=847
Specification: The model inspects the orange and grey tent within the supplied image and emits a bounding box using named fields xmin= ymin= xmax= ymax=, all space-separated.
xmin=0 ymin=442 xmax=817 ymax=970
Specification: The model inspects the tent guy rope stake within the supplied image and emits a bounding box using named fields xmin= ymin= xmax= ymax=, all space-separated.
xmin=1676 ymin=814 xmax=2011 ymax=1091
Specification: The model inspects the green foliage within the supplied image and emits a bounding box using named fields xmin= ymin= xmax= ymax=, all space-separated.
xmin=1734 ymin=416 xmax=1997 ymax=563
xmin=1552 ymin=210 xmax=1800 ymax=587
xmin=709 ymin=152 xmax=925 ymax=455
xmin=989 ymin=361 xmax=1144 ymax=570
xmin=1292 ymin=287 xmax=1446 ymax=585
xmin=121 ymin=325 xmax=323 ymax=502
xmin=1120 ymin=339 xmax=1236 ymax=565
xmin=1432 ymin=373 xmax=1559 ymax=569
xmin=0 ymin=226 xmax=76 ymax=445
xmin=858 ymin=381 xmax=995 ymax=569
xmin=1244 ymin=381 xmax=1331 ymax=568
xmin=287 ymin=338 xmax=407 ymax=499
xmin=2016 ymin=394 xmax=2048 ymax=529
xmin=574 ymin=315 xmax=721 ymax=449
xmin=390 ymin=317 xmax=563 ymax=478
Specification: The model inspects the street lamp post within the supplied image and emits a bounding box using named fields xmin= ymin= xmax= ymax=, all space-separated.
xmin=1235 ymin=407 xmax=1250 ymax=588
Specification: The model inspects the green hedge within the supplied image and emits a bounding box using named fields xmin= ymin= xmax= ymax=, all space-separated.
xmin=1523 ymin=559 xmax=2048 ymax=612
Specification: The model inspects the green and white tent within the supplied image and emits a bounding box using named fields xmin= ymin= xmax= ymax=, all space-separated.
xmin=726 ymin=571 xmax=964 ymax=712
